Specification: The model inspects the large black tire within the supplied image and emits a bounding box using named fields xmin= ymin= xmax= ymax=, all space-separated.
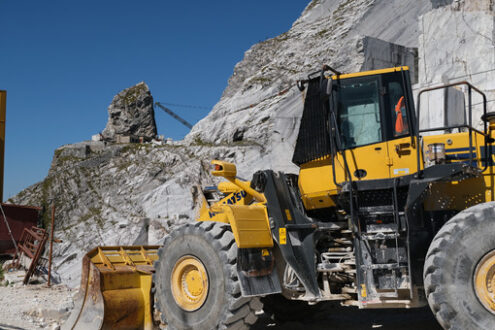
xmin=424 ymin=202 xmax=495 ymax=330
xmin=153 ymin=222 xmax=262 ymax=330
xmin=261 ymin=294 xmax=329 ymax=323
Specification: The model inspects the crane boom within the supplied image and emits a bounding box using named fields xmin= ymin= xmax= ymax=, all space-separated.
xmin=155 ymin=102 xmax=193 ymax=129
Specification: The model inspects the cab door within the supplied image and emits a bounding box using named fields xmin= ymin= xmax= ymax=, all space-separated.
xmin=334 ymin=142 xmax=391 ymax=182
xmin=383 ymin=71 xmax=420 ymax=177
xmin=388 ymin=137 xmax=419 ymax=177
xmin=333 ymin=75 xmax=391 ymax=183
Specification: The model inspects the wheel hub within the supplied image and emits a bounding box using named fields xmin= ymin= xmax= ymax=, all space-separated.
xmin=171 ymin=255 xmax=209 ymax=311
xmin=474 ymin=250 xmax=495 ymax=314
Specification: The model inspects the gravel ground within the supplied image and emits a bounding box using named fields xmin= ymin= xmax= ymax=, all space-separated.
xmin=0 ymin=270 xmax=74 ymax=330
xmin=0 ymin=268 xmax=441 ymax=330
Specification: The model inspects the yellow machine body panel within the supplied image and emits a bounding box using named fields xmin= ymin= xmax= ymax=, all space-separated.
xmin=225 ymin=204 xmax=273 ymax=248
xmin=298 ymin=156 xmax=337 ymax=210
xmin=387 ymin=136 xmax=420 ymax=177
xmin=339 ymin=141 xmax=392 ymax=181
xmin=422 ymin=131 xmax=483 ymax=167
xmin=421 ymin=130 xmax=495 ymax=210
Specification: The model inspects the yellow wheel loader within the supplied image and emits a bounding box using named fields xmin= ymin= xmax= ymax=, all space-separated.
xmin=65 ymin=66 xmax=495 ymax=330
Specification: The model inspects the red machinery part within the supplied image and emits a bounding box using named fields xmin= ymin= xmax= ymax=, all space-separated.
xmin=0 ymin=203 xmax=41 ymax=255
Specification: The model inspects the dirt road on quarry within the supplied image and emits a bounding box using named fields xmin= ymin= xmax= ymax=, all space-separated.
xmin=0 ymin=270 xmax=441 ymax=330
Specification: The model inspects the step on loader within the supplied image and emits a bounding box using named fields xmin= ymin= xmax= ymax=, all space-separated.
xmin=65 ymin=66 xmax=495 ymax=330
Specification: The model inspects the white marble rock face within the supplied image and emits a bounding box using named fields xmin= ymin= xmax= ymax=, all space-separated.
xmin=9 ymin=0 xmax=495 ymax=287
xmin=416 ymin=1 xmax=495 ymax=130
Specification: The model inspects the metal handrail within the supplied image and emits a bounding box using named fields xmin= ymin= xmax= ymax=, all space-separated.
xmin=415 ymin=81 xmax=488 ymax=176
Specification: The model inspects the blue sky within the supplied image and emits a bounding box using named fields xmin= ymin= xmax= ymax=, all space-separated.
xmin=0 ymin=1 xmax=308 ymax=200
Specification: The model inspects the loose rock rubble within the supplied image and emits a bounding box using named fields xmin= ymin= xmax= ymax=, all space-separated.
xmin=0 ymin=269 xmax=73 ymax=329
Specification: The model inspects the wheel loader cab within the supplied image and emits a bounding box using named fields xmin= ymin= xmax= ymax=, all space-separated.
xmin=334 ymin=69 xmax=412 ymax=149
xmin=332 ymin=68 xmax=417 ymax=180
xmin=296 ymin=67 xmax=419 ymax=211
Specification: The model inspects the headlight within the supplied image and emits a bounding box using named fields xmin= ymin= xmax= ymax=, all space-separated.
xmin=426 ymin=143 xmax=446 ymax=165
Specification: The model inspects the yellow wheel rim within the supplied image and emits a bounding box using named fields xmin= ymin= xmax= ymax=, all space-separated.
xmin=474 ymin=250 xmax=495 ymax=314
xmin=171 ymin=255 xmax=209 ymax=311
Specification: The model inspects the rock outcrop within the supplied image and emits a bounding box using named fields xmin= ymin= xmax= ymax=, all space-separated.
xmin=102 ymin=82 xmax=157 ymax=140
xmin=9 ymin=0 xmax=495 ymax=287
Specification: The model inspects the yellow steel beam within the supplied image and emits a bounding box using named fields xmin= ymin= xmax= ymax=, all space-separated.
xmin=0 ymin=90 xmax=6 ymax=202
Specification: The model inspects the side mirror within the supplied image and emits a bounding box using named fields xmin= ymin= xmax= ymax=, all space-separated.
xmin=211 ymin=160 xmax=237 ymax=178
xmin=445 ymin=87 xmax=466 ymax=128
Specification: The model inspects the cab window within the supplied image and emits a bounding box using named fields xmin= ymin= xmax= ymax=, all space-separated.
xmin=337 ymin=78 xmax=382 ymax=149
xmin=388 ymin=81 xmax=409 ymax=137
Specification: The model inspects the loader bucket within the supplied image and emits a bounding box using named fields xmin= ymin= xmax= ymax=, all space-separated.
xmin=63 ymin=245 xmax=160 ymax=330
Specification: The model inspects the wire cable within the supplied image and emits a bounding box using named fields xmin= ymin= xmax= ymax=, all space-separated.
xmin=158 ymin=102 xmax=211 ymax=110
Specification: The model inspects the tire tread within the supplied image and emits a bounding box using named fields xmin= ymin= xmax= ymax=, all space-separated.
xmin=424 ymin=202 xmax=495 ymax=330
xmin=153 ymin=221 xmax=260 ymax=329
